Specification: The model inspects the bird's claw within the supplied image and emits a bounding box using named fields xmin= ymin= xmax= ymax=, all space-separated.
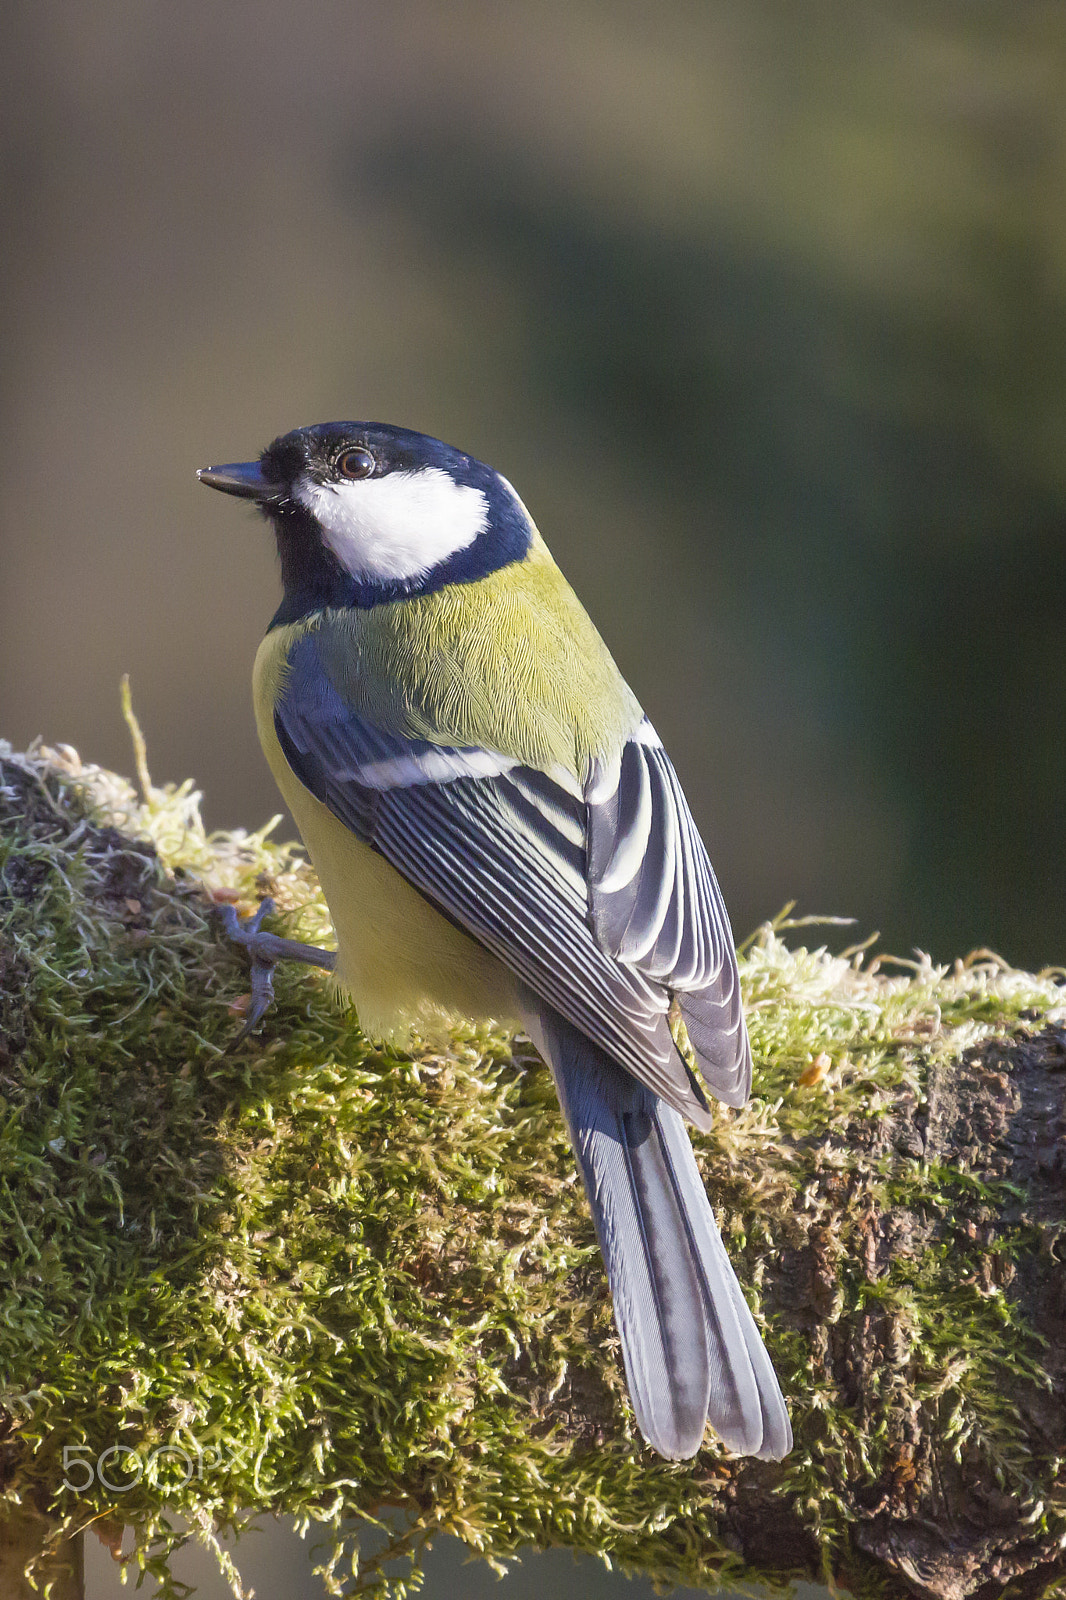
xmin=217 ymin=897 xmax=280 ymax=1044
xmin=216 ymin=895 xmax=277 ymax=949
xmin=216 ymin=896 xmax=337 ymax=1045
xmin=239 ymin=953 xmax=277 ymax=1041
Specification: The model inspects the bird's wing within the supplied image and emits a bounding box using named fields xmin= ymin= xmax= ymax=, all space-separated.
xmin=586 ymin=723 xmax=751 ymax=1107
xmin=275 ymin=632 xmax=713 ymax=1127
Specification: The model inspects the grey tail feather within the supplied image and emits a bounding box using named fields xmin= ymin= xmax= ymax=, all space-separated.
xmin=677 ymin=959 xmax=752 ymax=1109
xmin=521 ymin=996 xmax=791 ymax=1462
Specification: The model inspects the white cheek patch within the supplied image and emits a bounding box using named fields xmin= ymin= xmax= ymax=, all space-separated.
xmin=297 ymin=467 xmax=490 ymax=584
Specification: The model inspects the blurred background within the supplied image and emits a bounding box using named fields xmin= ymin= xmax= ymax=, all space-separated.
xmin=3 ymin=2 xmax=1065 ymax=1594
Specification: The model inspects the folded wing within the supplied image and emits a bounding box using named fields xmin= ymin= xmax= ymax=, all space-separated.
xmin=274 ymin=633 xmax=714 ymax=1126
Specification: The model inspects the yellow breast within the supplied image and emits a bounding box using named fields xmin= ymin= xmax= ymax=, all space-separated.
xmin=252 ymin=626 xmax=521 ymax=1044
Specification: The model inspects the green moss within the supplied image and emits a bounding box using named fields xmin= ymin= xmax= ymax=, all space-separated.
xmin=0 ymin=721 xmax=1063 ymax=1597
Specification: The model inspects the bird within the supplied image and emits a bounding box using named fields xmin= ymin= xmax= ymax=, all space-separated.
xmin=197 ymin=421 xmax=792 ymax=1462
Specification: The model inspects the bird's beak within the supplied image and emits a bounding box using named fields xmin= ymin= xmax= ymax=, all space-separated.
xmin=197 ymin=461 xmax=279 ymax=502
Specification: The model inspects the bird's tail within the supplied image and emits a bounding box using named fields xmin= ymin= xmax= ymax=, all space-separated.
xmin=520 ymin=999 xmax=792 ymax=1461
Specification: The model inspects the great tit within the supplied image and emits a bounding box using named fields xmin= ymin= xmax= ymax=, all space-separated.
xmin=198 ymin=422 xmax=791 ymax=1462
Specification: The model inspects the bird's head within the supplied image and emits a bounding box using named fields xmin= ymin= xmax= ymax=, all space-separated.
xmin=198 ymin=421 xmax=534 ymax=623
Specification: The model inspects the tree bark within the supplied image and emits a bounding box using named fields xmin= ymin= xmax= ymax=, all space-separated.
xmin=737 ymin=1021 xmax=1066 ymax=1600
xmin=0 ymin=737 xmax=1064 ymax=1600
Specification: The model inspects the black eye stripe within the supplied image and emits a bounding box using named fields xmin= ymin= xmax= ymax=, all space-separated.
xmin=336 ymin=448 xmax=375 ymax=480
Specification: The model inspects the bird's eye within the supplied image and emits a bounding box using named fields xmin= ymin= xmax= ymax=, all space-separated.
xmin=336 ymin=448 xmax=375 ymax=480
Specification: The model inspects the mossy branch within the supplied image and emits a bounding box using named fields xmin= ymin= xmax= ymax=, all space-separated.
xmin=1 ymin=735 xmax=1065 ymax=1600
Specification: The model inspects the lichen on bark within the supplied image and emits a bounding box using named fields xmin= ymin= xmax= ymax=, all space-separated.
xmin=0 ymin=733 xmax=1064 ymax=1600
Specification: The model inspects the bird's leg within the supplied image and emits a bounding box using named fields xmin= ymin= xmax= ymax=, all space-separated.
xmin=216 ymin=897 xmax=337 ymax=1039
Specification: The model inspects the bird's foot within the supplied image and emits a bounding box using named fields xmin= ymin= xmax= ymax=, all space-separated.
xmin=216 ymin=897 xmax=337 ymax=1041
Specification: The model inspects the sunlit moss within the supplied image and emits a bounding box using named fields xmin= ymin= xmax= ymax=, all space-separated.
xmin=0 ymin=729 xmax=1063 ymax=1598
